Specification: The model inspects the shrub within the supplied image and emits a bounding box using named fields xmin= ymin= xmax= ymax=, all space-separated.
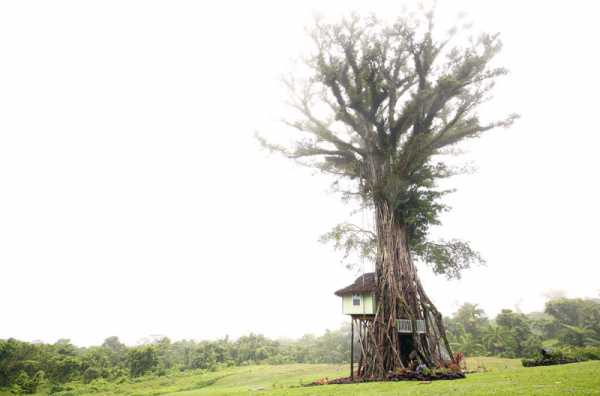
xmin=9 ymin=384 xmax=23 ymax=395
xmin=521 ymin=348 xmax=593 ymax=367
xmin=564 ymin=346 xmax=600 ymax=360
xmin=82 ymin=367 xmax=101 ymax=384
xmin=522 ymin=356 xmax=582 ymax=367
xmin=88 ymin=378 xmax=111 ymax=393
xmin=127 ymin=346 xmax=159 ymax=377
xmin=13 ymin=370 xmax=40 ymax=394
xmin=49 ymin=383 xmax=64 ymax=394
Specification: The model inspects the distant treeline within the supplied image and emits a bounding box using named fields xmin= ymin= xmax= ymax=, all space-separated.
xmin=1 ymin=296 xmax=599 ymax=394
xmin=445 ymin=297 xmax=600 ymax=358
xmin=0 ymin=329 xmax=350 ymax=394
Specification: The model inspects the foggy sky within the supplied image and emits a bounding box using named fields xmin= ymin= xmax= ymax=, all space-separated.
xmin=1 ymin=0 xmax=598 ymax=346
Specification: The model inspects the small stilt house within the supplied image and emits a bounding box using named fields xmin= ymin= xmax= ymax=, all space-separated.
xmin=334 ymin=272 xmax=426 ymax=333
xmin=335 ymin=272 xmax=427 ymax=375
xmin=334 ymin=272 xmax=377 ymax=317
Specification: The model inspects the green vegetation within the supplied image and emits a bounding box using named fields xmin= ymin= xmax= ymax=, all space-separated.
xmin=2 ymin=297 xmax=599 ymax=394
xmin=445 ymin=297 xmax=600 ymax=358
xmin=0 ymin=359 xmax=598 ymax=396
xmin=522 ymin=346 xmax=600 ymax=367
xmin=0 ymin=331 xmax=350 ymax=394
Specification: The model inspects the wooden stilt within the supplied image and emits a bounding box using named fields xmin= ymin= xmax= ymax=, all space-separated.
xmin=350 ymin=319 xmax=354 ymax=380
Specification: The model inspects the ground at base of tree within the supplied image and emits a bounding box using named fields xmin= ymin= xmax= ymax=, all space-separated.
xmin=4 ymin=357 xmax=600 ymax=396
xmin=307 ymin=370 xmax=465 ymax=385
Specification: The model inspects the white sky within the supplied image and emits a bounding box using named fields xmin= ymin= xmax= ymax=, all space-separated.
xmin=1 ymin=1 xmax=599 ymax=346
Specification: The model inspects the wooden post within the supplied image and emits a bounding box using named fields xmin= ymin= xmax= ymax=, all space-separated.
xmin=350 ymin=318 xmax=354 ymax=380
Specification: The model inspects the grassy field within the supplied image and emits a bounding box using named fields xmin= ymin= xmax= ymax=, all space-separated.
xmin=9 ymin=357 xmax=600 ymax=396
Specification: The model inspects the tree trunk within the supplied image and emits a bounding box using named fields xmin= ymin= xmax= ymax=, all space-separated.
xmin=359 ymin=200 xmax=453 ymax=377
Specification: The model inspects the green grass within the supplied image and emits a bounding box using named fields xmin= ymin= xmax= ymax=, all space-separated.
xmin=13 ymin=358 xmax=600 ymax=396
xmin=256 ymin=360 xmax=600 ymax=395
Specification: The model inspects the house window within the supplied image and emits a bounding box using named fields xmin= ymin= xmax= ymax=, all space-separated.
xmin=352 ymin=293 xmax=361 ymax=306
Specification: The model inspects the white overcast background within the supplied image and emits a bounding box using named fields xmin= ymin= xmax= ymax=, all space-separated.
xmin=1 ymin=1 xmax=599 ymax=346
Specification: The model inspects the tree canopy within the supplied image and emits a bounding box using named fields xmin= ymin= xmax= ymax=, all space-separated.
xmin=261 ymin=12 xmax=517 ymax=278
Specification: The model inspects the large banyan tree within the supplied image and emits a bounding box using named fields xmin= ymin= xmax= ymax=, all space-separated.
xmin=261 ymin=12 xmax=516 ymax=377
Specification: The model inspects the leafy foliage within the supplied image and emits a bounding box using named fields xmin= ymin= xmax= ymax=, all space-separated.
xmin=320 ymin=221 xmax=483 ymax=278
xmin=0 ymin=328 xmax=353 ymax=392
xmin=319 ymin=223 xmax=376 ymax=270
xmin=412 ymin=239 xmax=485 ymax=279
xmin=1 ymin=298 xmax=599 ymax=392
xmin=521 ymin=347 xmax=600 ymax=367
xmin=446 ymin=298 xmax=600 ymax=359
xmin=544 ymin=298 xmax=600 ymax=346
xmin=127 ymin=346 xmax=159 ymax=377
xmin=262 ymin=12 xmax=517 ymax=278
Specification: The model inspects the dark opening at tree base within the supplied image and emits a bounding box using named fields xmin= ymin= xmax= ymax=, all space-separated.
xmin=399 ymin=334 xmax=414 ymax=367
xmin=307 ymin=370 xmax=466 ymax=386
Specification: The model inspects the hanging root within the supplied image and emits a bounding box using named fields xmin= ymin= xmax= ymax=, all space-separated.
xmin=352 ymin=201 xmax=453 ymax=378
xmin=356 ymin=277 xmax=452 ymax=378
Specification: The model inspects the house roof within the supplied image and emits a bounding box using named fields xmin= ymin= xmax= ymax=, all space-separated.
xmin=334 ymin=272 xmax=376 ymax=296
